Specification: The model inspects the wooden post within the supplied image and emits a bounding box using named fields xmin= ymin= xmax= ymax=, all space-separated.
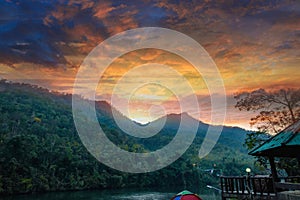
xmin=269 ymin=156 xmax=278 ymax=194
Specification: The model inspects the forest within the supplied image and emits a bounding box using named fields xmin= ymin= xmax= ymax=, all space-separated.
xmin=0 ymin=80 xmax=254 ymax=195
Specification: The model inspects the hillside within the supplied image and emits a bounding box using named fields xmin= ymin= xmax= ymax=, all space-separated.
xmin=0 ymin=80 xmax=254 ymax=194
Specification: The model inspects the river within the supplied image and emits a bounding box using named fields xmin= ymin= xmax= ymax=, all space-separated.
xmin=1 ymin=187 xmax=221 ymax=200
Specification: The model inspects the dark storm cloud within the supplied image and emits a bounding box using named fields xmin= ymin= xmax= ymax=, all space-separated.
xmin=0 ymin=0 xmax=67 ymax=67
xmin=0 ymin=0 xmax=299 ymax=70
xmin=0 ymin=0 xmax=165 ymax=69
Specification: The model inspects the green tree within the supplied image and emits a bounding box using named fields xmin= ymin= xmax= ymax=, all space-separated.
xmin=235 ymin=88 xmax=300 ymax=173
xmin=0 ymin=80 xmax=253 ymax=194
xmin=235 ymin=88 xmax=300 ymax=135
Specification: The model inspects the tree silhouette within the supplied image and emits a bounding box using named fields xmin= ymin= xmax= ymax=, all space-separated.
xmin=235 ymin=88 xmax=300 ymax=135
xmin=235 ymin=88 xmax=300 ymax=174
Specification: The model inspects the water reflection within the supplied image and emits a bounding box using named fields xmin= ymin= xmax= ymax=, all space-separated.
xmin=113 ymin=191 xmax=173 ymax=200
xmin=1 ymin=188 xmax=221 ymax=200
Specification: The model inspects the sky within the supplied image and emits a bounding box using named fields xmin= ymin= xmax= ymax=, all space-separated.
xmin=0 ymin=0 xmax=299 ymax=130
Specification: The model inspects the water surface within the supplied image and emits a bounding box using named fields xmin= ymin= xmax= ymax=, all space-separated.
xmin=1 ymin=188 xmax=221 ymax=200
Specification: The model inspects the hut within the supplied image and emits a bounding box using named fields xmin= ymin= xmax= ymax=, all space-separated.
xmin=220 ymin=120 xmax=300 ymax=199
xmin=249 ymin=119 xmax=300 ymax=192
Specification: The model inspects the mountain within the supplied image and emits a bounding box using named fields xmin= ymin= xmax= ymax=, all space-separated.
xmin=93 ymin=98 xmax=250 ymax=154
xmin=152 ymin=112 xmax=249 ymax=147
xmin=0 ymin=80 xmax=254 ymax=195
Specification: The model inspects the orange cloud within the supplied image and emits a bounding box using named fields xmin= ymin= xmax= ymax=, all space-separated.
xmin=1 ymin=0 xmax=299 ymax=129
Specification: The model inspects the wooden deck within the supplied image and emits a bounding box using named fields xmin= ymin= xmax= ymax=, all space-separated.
xmin=220 ymin=176 xmax=276 ymax=199
xmin=220 ymin=176 xmax=300 ymax=200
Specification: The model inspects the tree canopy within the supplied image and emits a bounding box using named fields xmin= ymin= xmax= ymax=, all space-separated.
xmin=0 ymin=80 xmax=253 ymax=195
xmin=235 ymin=88 xmax=300 ymax=134
xmin=235 ymin=88 xmax=300 ymax=175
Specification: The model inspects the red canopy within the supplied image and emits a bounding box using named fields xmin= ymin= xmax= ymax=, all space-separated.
xmin=170 ymin=190 xmax=202 ymax=200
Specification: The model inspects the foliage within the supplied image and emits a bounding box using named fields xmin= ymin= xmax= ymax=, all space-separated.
xmin=235 ymin=88 xmax=300 ymax=175
xmin=235 ymin=88 xmax=300 ymax=134
xmin=0 ymin=80 xmax=253 ymax=195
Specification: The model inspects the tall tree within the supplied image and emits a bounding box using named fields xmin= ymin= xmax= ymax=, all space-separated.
xmin=235 ymin=88 xmax=300 ymax=174
xmin=235 ymin=88 xmax=300 ymax=135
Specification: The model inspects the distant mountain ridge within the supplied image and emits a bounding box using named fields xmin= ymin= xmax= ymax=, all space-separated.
xmin=0 ymin=80 xmax=254 ymax=194
xmin=93 ymin=100 xmax=247 ymax=149
xmin=0 ymin=79 xmax=251 ymax=151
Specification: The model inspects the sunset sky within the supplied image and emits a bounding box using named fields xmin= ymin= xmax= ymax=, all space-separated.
xmin=0 ymin=0 xmax=299 ymax=129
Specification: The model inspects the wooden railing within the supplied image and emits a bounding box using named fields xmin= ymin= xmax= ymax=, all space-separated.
xmin=220 ymin=176 xmax=276 ymax=199
xmin=220 ymin=175 xmax=300 ymax=199
xmin=251 ymin=176 xmax=275 ymax=196
xmin=221 ymin=176 xmax=248 ymax=195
